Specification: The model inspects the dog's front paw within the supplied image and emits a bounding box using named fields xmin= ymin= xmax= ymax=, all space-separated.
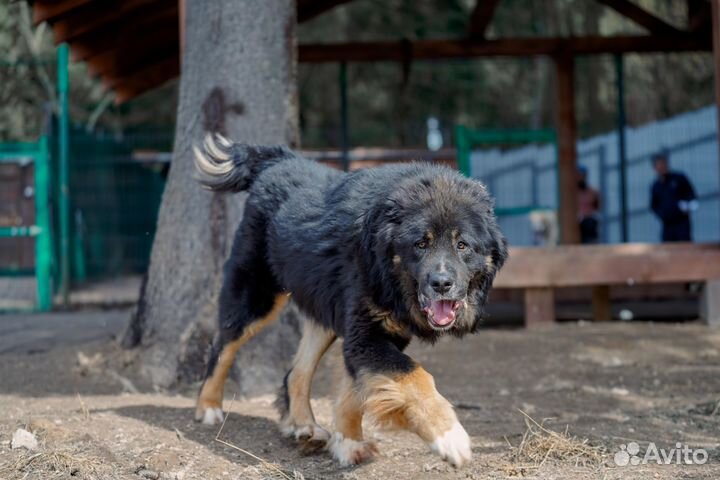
xmin=429 ymin=421 xmax=472 ymax=467
xmin=196 ymin=406 xmax=224 ymax=425
xmin=280 ymin=422 xmax=331 ymax=453
xmin=328 ymin=432 xmax=378 ymax=466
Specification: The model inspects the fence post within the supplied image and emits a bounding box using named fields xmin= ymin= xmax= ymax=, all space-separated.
xmin=35 ymin=137 xmax=53 ymax=311
xmin=455 ymin=125 xmax=470 ymax=176
xmin=58 ymin=43 xmax=70 ymax=305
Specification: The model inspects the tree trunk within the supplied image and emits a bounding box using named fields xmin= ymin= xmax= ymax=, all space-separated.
xmin=123 ymin=0 xmax=301 ymax=395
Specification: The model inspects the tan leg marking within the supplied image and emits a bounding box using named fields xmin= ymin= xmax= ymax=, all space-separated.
xmin=360 ymin=366 xmax=471 ymax=467
xmin=328 ymin=364 xmax=378 ymax=466
xmin=196 ymin=294 xmax=289 ymax=423
xmin=280 ymin=319 xmax=335 ymax=452
xmin=334 ymin=364 xmax=365 ymax=441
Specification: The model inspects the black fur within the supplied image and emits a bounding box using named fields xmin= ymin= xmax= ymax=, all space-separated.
xmin=274 ymin=369 xmax=291 ymax=420
xmin=195 ymin=140 xmax=508 ymax=379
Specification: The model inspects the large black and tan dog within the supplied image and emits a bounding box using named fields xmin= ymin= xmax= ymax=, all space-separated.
xmin=193 ymin=134 xmax=507 ymax=467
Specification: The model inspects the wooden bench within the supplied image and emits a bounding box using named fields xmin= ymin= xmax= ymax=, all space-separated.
xmin=493 ymin=243 xmax=720 ymax=328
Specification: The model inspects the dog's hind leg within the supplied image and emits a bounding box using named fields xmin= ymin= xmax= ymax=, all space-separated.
xmin=196 ymin=292 xmax=288 ymax=424
xmin=276 ymin=319 xmax=336 ymax=452
xmin=196 ymin=203 xmax=287 ymax=425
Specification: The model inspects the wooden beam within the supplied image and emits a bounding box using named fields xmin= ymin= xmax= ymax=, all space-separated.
xmin=32 ymin=0 xmax=95 ymax=25
xmin=179 ymin=0 xmax=186 ymax=60
xmin=494 ymin=244 xmax=720 ymax=289
xmin=688 ymin=0 xmax=712 ymax=32
xmin=107 ymin=54 xmax=178 ymax=90
xmin=85 ymin=25 xmax=178 ymax=77
xmin=298 ymin=34 xmax=710 ymax=62
xmin=297 ymin=0 xmax=355 ymax=23
xmin=113 ymin=56 xmax=179 ymax=103
xmin=554 ymin=55 xmax=580 ymax=245
xmin=595 ymin=0 xmax=681 ymax=35
xmin=712 ymin=0 xmax=720 ymax=174
xmin=65 ymin=4 xmax=178 ymax=61
xmin=90 ymin=45 xmax=178 ymax=81
xmin=35 ymin=0 xmax=349 ymax=28
xmin=468 ymin=0 xmax=502 ymax=39
xmin=51 ymin=0 xmax=171 ymax=43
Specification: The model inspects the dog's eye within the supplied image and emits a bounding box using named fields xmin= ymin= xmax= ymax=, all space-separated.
xmin=415 ymin=240 xmax=428 ymax=249
xmin=457 ymin=241 xmax=468 ymax=250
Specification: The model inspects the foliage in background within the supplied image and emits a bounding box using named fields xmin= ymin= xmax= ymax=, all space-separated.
xmin=0 ymin=0 xmax=715 ymax=146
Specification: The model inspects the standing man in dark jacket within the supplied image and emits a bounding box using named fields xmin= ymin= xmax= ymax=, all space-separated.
xmin=650 ymin=153 xmax=698 ymax=242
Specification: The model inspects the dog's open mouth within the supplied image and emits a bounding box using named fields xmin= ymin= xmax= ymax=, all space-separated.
xmin=420 ymin=296 xmax=463 ymax=329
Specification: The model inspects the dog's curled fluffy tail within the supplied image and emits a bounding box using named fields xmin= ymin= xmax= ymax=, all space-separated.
xmin=193 ymin=133 xmax=295 ymax=193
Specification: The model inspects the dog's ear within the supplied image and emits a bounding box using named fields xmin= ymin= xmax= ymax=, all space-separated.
xmin=463 ymin=177 xmax=507 ymax=273
xmin=473 ymin=220 xmax=508 ymax=312
xmin=361 ymin=197 xmax=403 ymax=256
xmin=360 ymin=200 xmax=402 ymax=306
xmin=489 ymin=225 xmax=508 ymax=272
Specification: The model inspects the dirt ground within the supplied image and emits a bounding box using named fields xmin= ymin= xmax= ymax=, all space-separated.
xmin=1 ymin=310 xmax=719 ymax=479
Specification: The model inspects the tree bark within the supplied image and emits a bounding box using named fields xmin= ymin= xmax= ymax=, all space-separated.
xmin=124 ymin=0 xmax=301 ymax=395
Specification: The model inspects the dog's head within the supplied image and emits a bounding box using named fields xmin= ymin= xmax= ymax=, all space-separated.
xmin=363 ymin=169 xmax=508 ymax=338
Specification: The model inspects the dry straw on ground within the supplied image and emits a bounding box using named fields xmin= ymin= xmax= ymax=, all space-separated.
xmin=0 ymin=449 xmax=111 ymax=479
xmin=504 ymin=409 xmax=606 ymax=475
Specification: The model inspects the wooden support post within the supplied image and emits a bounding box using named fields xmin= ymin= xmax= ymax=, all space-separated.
xmin=179 ymin=0 xmax=185 ymax=61
xmin=524 ymin=288 xmax=555 ymax=327
xmin=615 ymin=54 xmax=629 ymax=242
xmin=712 ymin=0 xmax=720 ymax=236
xmin=596 ymin=0 xmax=680 ymax=36
xmin=554 ymin=54 xmax=580 ymax=245
xmin=701 ymin=280 xmax=720 ymax=327
xmin=592 ymin=286 xmax=612 ymax=321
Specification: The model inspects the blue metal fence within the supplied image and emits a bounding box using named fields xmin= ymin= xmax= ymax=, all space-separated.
xmin=470 ymin=105 xmax=720 ymax=245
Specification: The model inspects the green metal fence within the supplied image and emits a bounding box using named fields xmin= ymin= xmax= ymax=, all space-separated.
xmin=2 ymin=44 xmax=173 ymax=310
xmin=0 ymin=138 xmax=54 ymax=311
xmin=455 ymin=127 xmax=557 ymax=173
xmin=455 ymin=126 xmax=558 ymax=217
xmin=67 ymin=129 xmax=169 ymax=281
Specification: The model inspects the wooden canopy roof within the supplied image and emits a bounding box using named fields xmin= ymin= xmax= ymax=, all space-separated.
xmin=29 ymin=0 xmax=355 ymax=102
xmin=31 ymin=0 xmax=713 ymax=103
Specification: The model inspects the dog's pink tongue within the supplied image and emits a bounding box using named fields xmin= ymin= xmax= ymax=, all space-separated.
xmin=430 ymin=300 xmax=456 ymax=326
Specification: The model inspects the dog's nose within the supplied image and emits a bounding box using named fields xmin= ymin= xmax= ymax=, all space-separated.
xmin=430 ymin=272 xmax=454 ymax=294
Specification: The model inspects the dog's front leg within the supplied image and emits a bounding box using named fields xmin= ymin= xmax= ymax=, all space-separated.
xmin=327 ymin=362 xmax=379 ymax=466
xmin=343 ymin=333 xmax=472 ymax=467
